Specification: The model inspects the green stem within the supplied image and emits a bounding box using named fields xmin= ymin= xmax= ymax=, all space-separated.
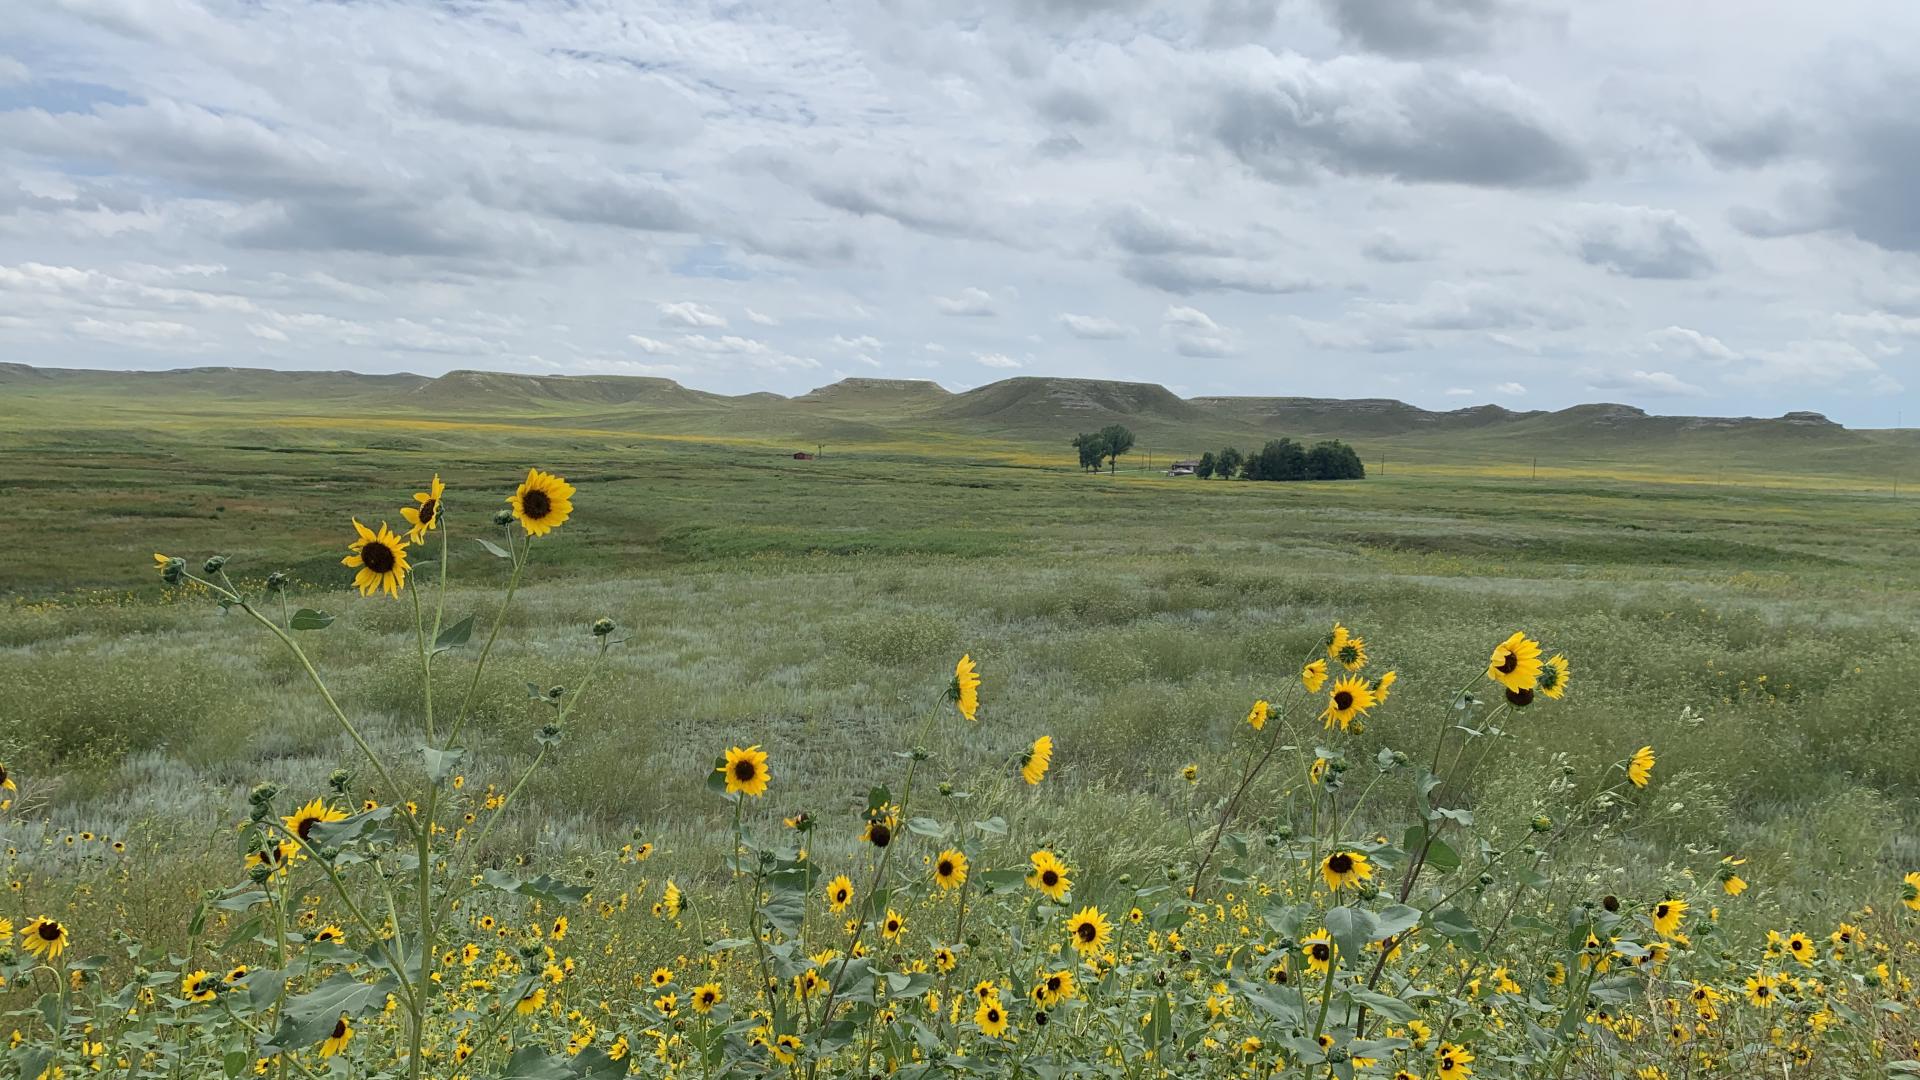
xmin=445 ymin=529 xmax=529 ymax=750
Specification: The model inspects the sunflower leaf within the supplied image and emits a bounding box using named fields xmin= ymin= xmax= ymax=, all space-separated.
xmin=289 ymin=609 xmax=334 ymax=631
xmin=423 ymin=746 xmax=464 ymax=784
xmin=265 ymin=971 xmax=397 ymax=1051
xmin=433 ymin=615 xmax=475 ymax=652
xmin=475 ymin=538 xmax=513 ymax=560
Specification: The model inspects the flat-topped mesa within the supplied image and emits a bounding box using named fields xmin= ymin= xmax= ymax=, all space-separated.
xmin=943 ymin=376 xmax=1201 ymax=423
xmin=794 ymin=378 xmax=952 ymax=405
xmin=412 ymin=369 xmax=728 ymax=408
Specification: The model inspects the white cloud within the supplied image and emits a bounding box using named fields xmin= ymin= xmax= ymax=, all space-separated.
xmin=1162 ymin=304 xmax=1238 ymax=357
xmin=1058 ymin=313 xmax=1133 ymax=339
xmin=627 ymin=334 xmax=675 ymax=354
xmin=745 ymin=308 xmax=779 ymax=326
xmin=976 ymin=351 xmax=1023 ymax=368
xmin=657 ymin=301 xmax=728 ymax=329
xmin=934 ymin=287 xmax=998 ymax=317
xmin=1586 ymin=368 xmax=1706 ymax=397
xmin=1494 ymin=382 xmax=1527 ymax=396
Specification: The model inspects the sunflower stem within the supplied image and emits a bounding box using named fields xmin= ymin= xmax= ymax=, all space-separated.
xmin=445 ymin=526 xmax=528 ymax=751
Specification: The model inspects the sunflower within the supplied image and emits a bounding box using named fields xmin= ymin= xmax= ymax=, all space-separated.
xmin=320 ymin=1014 xmax=353 ymax=1058
xmin=1785 ymin=932 xmax=1815 ymax=966
xmin=1035 ymin=968 xmax=1076 ymax=1007
xmin=1065 ymin=905 xmax=1111 ymax=956
xmin=692 ymin=982 xmax=723 ymax=1013
xmin=951 ymin=654 xmax=980 ymax=722
xmin=1486 ymin=632 xmax=1543 ymax=692
xmin=862 ymin=806 xmax=898 ymax=848
xmin=20 ymin=917 xmax=69 ymax=960
xmin=1322 ymin=675 xmax=1376 ymax=731
xmin=974 ymin=998 xmax=1009 ymax=1038
xmin=1745 ymin=970 xmax=1779 ymax=1007
xmin=1027 ymin=850 xmax=1071 ymax=901
xmin=771 ymin=1033 xmax=803 ymax=1064
xmin=720 ymin=745 xmax=770 ymax=798
xmin=1301 ymin=931 xmax=1333 ymax=974
xmin=654 ymin=993 xmax=679 ymax=1017
xmin=343 ymin=520 xmax=411 ymax=597
xmin=182 ymin=969 xmax=219 ymax=1003
xmin=1021 ymin=735 xmax=1052 ymax=785
xmin=1904 ymin=872 xmax=1920 ymax=912
xmin=1628 ymin=746 xmax=1656 ymax=788
xmin=516 ymin=987 xmax=547 ymax=1015
xmin=0 ymin=760 xmax=14 ymax=793
xmin=1245 ymin=699 xmax=1270 ymax=731
xmin=1539 ymin=654 xmax=1570 ymax=699
xmin=246 ymin=840 xmax=295 ymax=877
xmin=934 ymin=946 xmax=957 ymax=972
xmin=650 ymin=967 xmax=674 ymax=988
xmin=1651 ymin=898 xmax=1688 ymax=939
xmin=1434 ymin=1042 xmax=1474 ymax=1080
xmin=312 ymin=925 xmax=345 ymax=946
xmin=401 ymin=473 xmax=444 ymax=543
xmin=933 ymin=849 xmax=969 ymax=891
xmin=507 ymin=468 xmax=575 ymax=537
xmin=283 ymin=798 xmax=348 ymax=846
xmin=1327 ymin=623 xmax=1368 ymax=671
xmin=1372 ymin=670 xmax=1397 ymax=702
xmin=881 ymin=909 xmax=907 ymax=941
xmin=1309 ymin=757 xmax=1329 ymax=784
xmin=825 ymin=874 xmax=854 ymax=913
xmin=1321 ymin=849 xmax=1374 ymax=892
xmin=1301 ymin=659 xmax=1328 ymax=693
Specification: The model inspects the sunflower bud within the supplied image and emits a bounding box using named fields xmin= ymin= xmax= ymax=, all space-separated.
xmin=1531 ymin=815 xmax=1553 ymax=832
xmin=591 ymin=618 xmax=616 ymax=637
xmin=910 ymin=747 xmax=930 ymax=762
xmin=203 ymin=555 xmax=229 ymax=575
xmin=266 ymin=570 xmax=289 ymax=592
xmin=1118 ymin=873 xmax=1132 ymax=886
xmin=248 ymin=864 xmax=273 ymax=884
xmin=937 ymin=781 xmax=953 ymax=796
xmin=248 ymin=782 xmax=278 ymax=807
xmin=492 ymin=508 xmax=515 ymax=526
xmin=1602 ymin=894 xmax=1621 ymax=912
xmin=329 ymin=769 xmax=353 ymax=794
xmin=547 ymin=686 xmax=566 ymax=700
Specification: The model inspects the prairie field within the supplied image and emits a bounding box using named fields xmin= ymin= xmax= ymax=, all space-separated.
xmin=4 ymin=385 xmax=1920 ymax=1079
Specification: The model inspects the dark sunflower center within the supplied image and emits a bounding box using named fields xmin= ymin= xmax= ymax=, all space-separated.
xmin=331 ymin=1019 xmax=347 ymax=1039
xmin=1076 ymin=921 xmax=1097 ymax=942
xmin=1507 ymin=687 xmax=1534 ymax=706
xmin=38 ymin=922 xmax=62 ymax=940
xmin=361 ymin=541 xmax=396 ymax=574
xmin=939 ymin=860 xmax=954 ymax=876
xmin=1042 ymin=870 xmax=1059 ymax=887
xmin=1497 ymin=650 xmax=1518 ymax=674
xmin=1047 ymin=976 xmax=1062 ymax=991
xmin=1333 ymin=691 xmax=1353 ymax=710
xmin=733 ymin=760 xmax=757 ymax=782
xmin=1656 ymin=904 xmax=1669 ymax=918
xmin=869 ymin=824 xmax=891 ymax=847
xmin=835 ymin=889 xmax=848 ymax=902
xmin=419 ymin=498 xmax=437 ymax=525
xmin=987 ymin=1008 xmax=1000 ymax=1022
xmin=1310 ymin=943 xmax=1329 ymax=961
xmin=1328 ymin=853 xmax=1353 ymax=874
xmin=522 ymin=488 xmax=552 ymax=520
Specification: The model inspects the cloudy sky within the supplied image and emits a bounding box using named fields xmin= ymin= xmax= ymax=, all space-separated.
xmin=3 ymin=0 xmax=1918 ymax=423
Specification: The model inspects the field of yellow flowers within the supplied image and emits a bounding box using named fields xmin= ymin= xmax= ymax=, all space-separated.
xmin=6 ymin=469 xmax=1920 ymax=1080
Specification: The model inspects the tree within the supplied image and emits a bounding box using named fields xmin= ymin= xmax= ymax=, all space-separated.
xmin=1071 ymin=432 xmax=1107 ymax=472
xmin=1246 ymin=438 xmax=1307 ymax=481
xmin=1305 ymin=439 xmax=1366 ymax=480
xmin=1097 ymin=424 xmax=1135 ymax=474
xmin=1215 ymin=447 xmax=1243 ymax=480
xmin=1196 ymin=451 xmax=1216 ymax=479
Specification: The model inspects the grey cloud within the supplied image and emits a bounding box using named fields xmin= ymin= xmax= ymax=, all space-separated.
xmin=390 ymin=63 xmax=699 ymax=147
xmin=478 ymin=171 xmax=695 ymax=233
xmin=1361 ymin=229 xmax=1430 ymax=263
xmin=1210 ymin=59 xmax=1589 ymax=189
xmin=1319 ymin=0 xmax=1513 ymax=58
xmin=1695 ymin=110 xmax=1801 ymax=169
xmin=1565 ymin=205 xmax=1715 ymax=280
xmin=1121 ymin=254 xmax=1319 ymax=295
xmin=1104 ymin=205 xmax=1229 ymax=256
xmin=1034 ymin=86 xmax=1109 ymax=126
xmin=228 ymin=197 xmax=559 ymax=263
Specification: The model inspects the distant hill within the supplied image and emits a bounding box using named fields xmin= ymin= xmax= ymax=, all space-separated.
xmin=794 ymin=378 xmax=951 ymax=409
xmin=941 ymin=376 xmax=1201 ymax=426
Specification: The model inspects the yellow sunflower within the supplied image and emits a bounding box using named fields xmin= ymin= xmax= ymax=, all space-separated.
xmin=1628 ymin=745 xmax=1656 ymax=788
xmin=0 ymin=760 xmax=14 ymax=793
xmin=182 ymin=970 xmax=220 ymax=1003
xmin=974 ymin=998 xmax=1009 ymax=1038
xmin=401 ymin=473 xmax=444 ymax=544
xmin=1064 ymin=905 xmax=1111 ymax=956
xmin=21 ymin=916 xmax=70 ymax=959
xmin=343 ymin=520 xmax=411 ymax=597
xmin=507 ymin=468 xmax=575 ymax=537
xmin=1246 ymin=699 xmax=1270 ymax=731
xmin=692 ymin=983 xmax=723 ymax=1013
xmin=1745 ymin=970 xmax=1778 ymax=1007
xmin=246 ymin=840 xmax=296 ymax=877
xmin=881 ymin=909 xmax=907 ymax=941
xmin=1301 ymin=659 xmax=1328 ymax=693
xmin=1372 ymin=670 xmax=1397 ymax=702
xmin=951 ymin=654 xmax=981 ymax=722
xmin=1021 ymin=735 xmax=1053 ymax=785
xmin=1328 ymin=623 xmax=1368 ymax=671
xmin=1321 ymin=849 xmax=1373 ymax=892
xmin=933 ymin=849 xmax=969 ymax=891
xmin=825 ymin=874 xmax=854 ymax=913
xmin=1435 ymin=1042 xmax=1474 ymax=1080
xmin=1652 ymin=898 xmax=1687 ymax=938
xmin=1322 ymin=675 xmax=1376 ymax=731
xmin=1539 ymin=654 xmax=1570 ymax=699
xmin=283 ymin=797 xmax=348 ymax=846
xmin=320 ymin=1014 xmax=353 ymax=1058
xmin=1486 ymin=632 xmax=1543 ymax=692
xmin=771 ymin=1033 xmax=803 ymax=1064
xmin=1903 ymin=871 xmax=1920 ymax=911
xmin=720 ymin=745 xmax=770 ymax=798
xmin=1027 ymin=850 xmax=1071 ymax=901
xmin=1301 ymin=931 xmax=1333 ymax=974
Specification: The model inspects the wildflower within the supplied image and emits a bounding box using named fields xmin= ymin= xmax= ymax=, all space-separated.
xmin=825 ymin=874 xmax=854 ymax=913
xmin=182 ymin=970 xmax=219 ymax=1003
xmin=1301 ymin=931 xmax=1333 ymax=974
xmin=1628 ymin=745 xmax=1656 ymax=788
xmin=1745 ymin=970 xmax=1779 ymax=1007
xmin=951 ymin=654 xmax=981 ymax=722
xmin=1320 ymin=849 xmax=1373 ymax=892
xmin=20 ymin=917 xmax=70 ymax=960
xmin=402 ymin=473 xmax=443 ymax=543
xmin=881 ymin=909 xmax=907 ymax=941
xmin=720 ymin=745 xmax=770 ymax=798
xmin=771 ymin=1033 xmax=803 ymax=1064
xmin=342 ymin=520 xmax=411 ymax=597
xmin=975 ymin=998 xmax=1009 ymax=1038
xmin=1322 ymin=675 xmax=1375 ymax=730
xmin=247 ymin=840 xmax=295 ymax=878
xmin=312 ymin=925 xmax=345 ymax=945
xmin=1065 ymin=905 xmax=1111 ymax=955
xmin=650 ymin=968 xmax=673 ymax=988
xmin=935 ymin=947 xmax=957 ymax=972
xmin=517 ymin=987 xmax=547 ymax=1015
xmin=1903 ymin=871 xmax=1920 ymax=911
xmin=1027 ymin=850 xmax=1071 ymax=901
xmin=654 ymin=993 xmax=679 ymax=1017
xmin=1301 ymin=659 xmax=1328 ymax=693
xmin=1651 ymin=898 xmax=1688 ymax=939
xmin=1539 ymin=654 xmax=1570 ymax=699
xmin=507 ymin=468 xmax=575 ymax=537
xmin=1434 ymin=1043 xmax=1474 ymax=1080
xmin=1372 ymin=670 xmax=1397 ymax=702
xmin=933 ymin=849 xmax=969 ymax=891
xmin=1785 ymin=932 xmax=1815 ymax=966
xmin=1309 ymin=757 xmax=1329 ymax=784
xmin=1181 ymin=763 xmax=1198 ymax=783
xmin=1246 ymin=700 xmax=1270 ymax=731
xmin=862 ymin=805 xmax=897 ymax=847
xmin=284 ymin=797 xmax=348 ymax=845
xmin=1721 ymin=857 xmax=1750 ymax=897
xmin=692 ymin=983 xmax=722 ymax=1013
xmin=320 ymin=1014 xmax=353 ymax=1058
xmin=1487 ymin=632 xmax=1543 ymax=692
xmin=1328 ymin=623 xmax=1368 ymax=670
xmin=1021 ymin=736 xmax=1052 ymax=785
xmin=1034 ymin=968 xmax=1076 ymax=1007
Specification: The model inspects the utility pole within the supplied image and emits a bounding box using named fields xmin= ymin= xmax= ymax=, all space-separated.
xmin=1531 ymin=456 xmax=1537 ymax=481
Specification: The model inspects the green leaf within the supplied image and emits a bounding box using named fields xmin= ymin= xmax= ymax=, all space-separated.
xmin=494 ymin=1046 xmax=579 ymax=1080
xmin=762 ymin=890 xmax=805 ymax=937
xmin=977 ymin=869 xmax=1027 ymax=891
xmin=1423 ymin=836 xmax=1461 ymax=873
xmin=886 ymin=971 xmax=935 ymax=998
xmin=480 ymin=869 xmax=590 ymax=904
xmin=14 ymin=1047 xmax=54 ymax=1080
xmin=1348 ymin=988 xmax=1419 ymax=1022
xmin=1427 ymin=906 xmax=1481 ymax=950
xmin=906 ymin=816 xmax=948 ymax=839
xmin=266 ymin=972 xmax=396 ymax=1051
xmin=307 ymin=806 xmax=393 ymax=850
xmin=971 ymin=816 xmax=1008 ymax=836
xmin=1324 ymin=905 xmax=1377 ymax=960
xmin=289 ymin=609 xmax=334 ymax=631
xmin=433 ymin=614 xmax=476 ymax=652
xmin=476 ymin=538 xmax=513 ymax=560
xmin=423 ymin=746 xmax=465 ymax=785
xmin=1144 ymin=992 xmax=1173 ymax=1049
xmin=1371 ymin=904 xmax=1421 ymax=941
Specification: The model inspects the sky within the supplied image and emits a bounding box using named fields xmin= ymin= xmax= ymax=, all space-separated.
xmin=2 ymin=0 xmax=1919 ymax=424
